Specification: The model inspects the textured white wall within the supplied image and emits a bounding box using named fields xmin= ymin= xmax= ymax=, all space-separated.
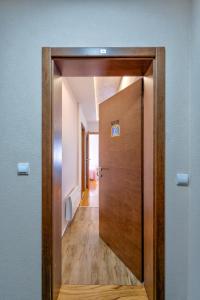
xmin=62 ymin=78 xmax=79 ymax=235
xmin=0 ymin=1 xmax=191 ymax=299
xmin=188 ymin=0 xmax=200 ymax=299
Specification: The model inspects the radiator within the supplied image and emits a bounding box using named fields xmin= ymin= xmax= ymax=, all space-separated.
xmin=65 ymin=186 xmax=81 ymax=222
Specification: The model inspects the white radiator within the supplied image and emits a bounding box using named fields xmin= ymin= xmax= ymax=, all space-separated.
xmin=65 ymin=186 xmax=81 ymax=222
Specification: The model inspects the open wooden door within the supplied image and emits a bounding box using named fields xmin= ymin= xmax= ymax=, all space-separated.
xmin=99 ymin=79 xmax=143 ymax=281
xmin=52 ymin=62 xmax=62 ymax=300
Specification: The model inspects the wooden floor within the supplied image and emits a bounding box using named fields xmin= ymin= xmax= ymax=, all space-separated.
xmin=62 ymin=207 xmax=140 ymax=285
xmin=80 ymin=180 xmax=99 ymax=207
xmin=58 ymin=285 xmax=148 ymax=300
xmin=60 ymin=182 xmax=147 ymax=300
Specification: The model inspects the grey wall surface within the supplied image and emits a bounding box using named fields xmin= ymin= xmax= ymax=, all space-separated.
xmin=188 ymin=0 xmax=200 ymax=299
xmin=0 ymin=1 xmax=192 ymax=299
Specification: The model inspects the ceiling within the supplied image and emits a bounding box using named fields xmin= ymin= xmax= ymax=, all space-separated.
xmin=67 ymin=77 xmax=96 ymax=122
xmin=94 ymin=77 xmax=121 ymax=104
xmin=66 ymin=76 xmax=138 ymax=122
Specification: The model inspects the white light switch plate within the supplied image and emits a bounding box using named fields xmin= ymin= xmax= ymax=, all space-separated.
xmin=17 ymin=162 xmax=30 ymax=175
xmin=176 ymin=173 xmax=189 ymax=186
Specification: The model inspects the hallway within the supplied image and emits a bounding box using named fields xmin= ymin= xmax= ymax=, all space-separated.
xmin=62 ymin=205 xmax=140 ymax=285
xmin=80 ymin=180 xmax=99 ymax=207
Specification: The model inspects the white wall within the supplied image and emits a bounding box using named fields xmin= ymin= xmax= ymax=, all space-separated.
xmin=188 ymin=1 xmax=200 ymax=299
xmin=88 ymin=121 xmax=99 ymax=133
xmin=62 ymin=78 xmax=79 ymax=235
xmin=62 ymin=80 xmax=88 ymax=235
xmin=0 ymin=1 xmax=193 ymax=299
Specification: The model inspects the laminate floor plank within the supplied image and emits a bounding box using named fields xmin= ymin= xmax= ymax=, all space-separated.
xmin=80 ymin=180 xmax=99 ymax=207
xmin=58 ymin=285 xmax=148 ymax=300
xmin=62 ymin=207 xmax=140 ymax=285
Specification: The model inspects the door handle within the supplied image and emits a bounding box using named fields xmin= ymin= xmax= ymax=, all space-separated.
xmin=98 ymin=167 xmax=109 ymax=178
xmin=99 ymin=167 xmax=109 ymax=178
xmin=99 ymin=167 xmax=109 ymax=171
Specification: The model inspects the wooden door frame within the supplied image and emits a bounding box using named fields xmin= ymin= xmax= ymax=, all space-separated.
xmin=81 ymin=123 xmax=86 ymax=195
xmin=86 ymin=132 xmax=89 ymax=189
xmin=42 ymin=47 xmax=165 ymax=300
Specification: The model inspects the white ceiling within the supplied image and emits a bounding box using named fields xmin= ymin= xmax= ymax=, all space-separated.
xmin=67 ymin=77 xmax=97 ymax=122
xmin=66 ymin=76 xmax=137 ymax=122
xmin=94 ymin=77 xmax=121 ymax=104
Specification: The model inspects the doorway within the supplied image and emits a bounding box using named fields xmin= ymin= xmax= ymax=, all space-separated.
xmin=42 ymin=47 xmax=165 ymax=300
xmin=80 ymin=132 xmax=99 ymax=207
xmin=62 ymin=79 xmax=143 ymax=287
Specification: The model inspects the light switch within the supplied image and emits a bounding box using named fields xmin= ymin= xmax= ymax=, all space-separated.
xmin=100 ymin=48 xmax=107 ymax=54
xmin=176 ymin=173 xmax=189 ymax=186
xmin=17 ymin=162 xmax=30 ymax=175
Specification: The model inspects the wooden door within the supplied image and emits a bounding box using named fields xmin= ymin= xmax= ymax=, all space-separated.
xmin=52 ymin=62 xmax=62 ymax=300
xmin=99 ymin=79 xmax=143 ymax=281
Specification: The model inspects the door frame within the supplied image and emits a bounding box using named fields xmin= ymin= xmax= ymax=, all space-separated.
xmin=81 ymin=123 xmax=86 ymax=195
xmin=86 ymin=132 xmax=89 ymax=189
xmin=42 ymin=47 xmax=165 ymax=300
